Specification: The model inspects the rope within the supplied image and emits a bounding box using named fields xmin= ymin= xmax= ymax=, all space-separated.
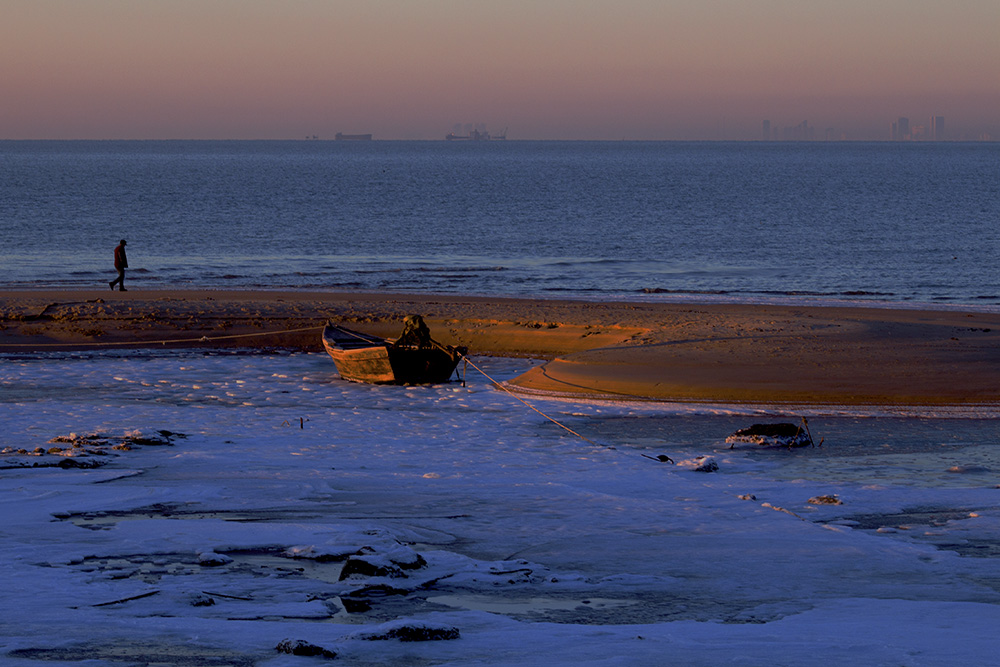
xmin=0 ymin=325 xmax=324 ymax=348
xmin=459 ymin=355 xmax=825 ymax=524
xmin=459 ymin=354 xmax=608 ymax=449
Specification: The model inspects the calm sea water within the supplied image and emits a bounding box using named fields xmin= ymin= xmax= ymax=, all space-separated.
xmin=2 ymin=140 xmax=998 ymax=307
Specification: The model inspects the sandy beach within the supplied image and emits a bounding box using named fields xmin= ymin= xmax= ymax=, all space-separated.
xmin=3 ymin=289 xmax=1000 ymax=406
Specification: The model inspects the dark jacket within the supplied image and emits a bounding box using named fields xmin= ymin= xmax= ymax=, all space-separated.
xmin=114 ymin=244 xmax=128 ymax=271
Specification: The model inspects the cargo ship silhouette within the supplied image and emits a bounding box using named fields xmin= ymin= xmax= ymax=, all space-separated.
xmin=445 ymin=126 xmax=506 ymax=141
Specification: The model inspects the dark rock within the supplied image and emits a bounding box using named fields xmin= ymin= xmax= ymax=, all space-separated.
xmin=57 ymin=458 xmax=103 ymax=469
xmin=735 ymin=423 xmax=801 ymax=437
xmin=726 ymin=423 xmax=813 ymax=449
xmin=48 ymin=434 xmax=108 ymax=446
xmin=386 ymin=546 xmax=427 ymax=570
xmin=124 ymin=433 xmax=174 ymax=447
xmin=344 ymin=583 xmax=411 ymax=598
xmin=285 ymin=545 xmax=363 ymax=562
xmin=275 ymin=638 xmax=337 ymax=659
xmin=693 ymin=456 xmax=719 ymax=472
xmin=339 ymin=556 xmax=404 ymax=580
xmin=355 ymin=622 xmax=460 ymax=642
xmin=389 ymin=625 xmax=460 ymax=642
xmin=340 ymin=598 xmax=371 ymax=613
xmin=197 ymin=552 xmax=234 ymax=566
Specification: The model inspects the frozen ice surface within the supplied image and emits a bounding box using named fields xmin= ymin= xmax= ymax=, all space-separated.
xmin=2 ymin=350 xmax=1000 ymax=665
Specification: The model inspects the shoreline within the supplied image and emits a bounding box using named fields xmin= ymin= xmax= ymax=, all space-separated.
xmin=3 ymin=289 xmax=1000 ymax=407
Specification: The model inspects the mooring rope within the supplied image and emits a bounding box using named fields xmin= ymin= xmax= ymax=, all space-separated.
xmin=458 ymin=354 xmax=609 ymax=449
xmin=457 ymin=355 xmax=830 ymax=523
xmin=0 ymin=325 xmax=324 ymax=348
xmin=2 ymin=324 xmax=668 ymax=460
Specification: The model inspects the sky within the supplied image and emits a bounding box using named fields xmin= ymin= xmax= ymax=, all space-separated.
xmin=2 ymin=0 xmax=998 ymax=140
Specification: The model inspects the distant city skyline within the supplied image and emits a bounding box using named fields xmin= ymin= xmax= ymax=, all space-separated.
xmin=2 ymin=1 xmax=998 ymax=141
xmin=760 ymin=114 xmax=987 ymax=142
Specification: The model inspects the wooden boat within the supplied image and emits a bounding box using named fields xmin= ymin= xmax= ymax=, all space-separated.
xmin=322 ymin=315 xmax=467 ymax=385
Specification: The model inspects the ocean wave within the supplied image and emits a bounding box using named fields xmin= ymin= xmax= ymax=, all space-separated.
xmin=641 ymin=287 xmax=731 ymax=295
xmin=547 ymin=257 xmax=632 ymax=267
xmin=639 ymin=287 xmax=902 ymax=299
xmin=840 ymin=290 xmax=896 ymax=297
xmin=354 ymin=265 xmax=506 ymax=275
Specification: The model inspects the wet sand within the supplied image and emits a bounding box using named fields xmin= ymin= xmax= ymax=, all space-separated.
xmin=2 ymin=289 xmax=999 ymax=406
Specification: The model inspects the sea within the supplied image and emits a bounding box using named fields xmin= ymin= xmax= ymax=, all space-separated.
xmin=2 ymin=139 xmax=999 ymax=308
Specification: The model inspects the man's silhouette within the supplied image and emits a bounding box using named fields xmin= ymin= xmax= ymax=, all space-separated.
xmin=109 ymin=239 xmax=128 ymax=291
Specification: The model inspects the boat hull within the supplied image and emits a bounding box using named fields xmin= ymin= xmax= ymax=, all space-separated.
xmin=325 ymin=344 xmax=397 ymax=384
xmin=322 ymin=323 xmax=463 ymax=385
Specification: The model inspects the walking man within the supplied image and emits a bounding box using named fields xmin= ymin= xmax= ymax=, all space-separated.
xmin=109 ymin=239 xmax=128 ymax=291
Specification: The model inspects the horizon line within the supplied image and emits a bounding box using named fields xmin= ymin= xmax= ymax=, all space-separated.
xmin=2 ymin=137 xmax=997 ymax=143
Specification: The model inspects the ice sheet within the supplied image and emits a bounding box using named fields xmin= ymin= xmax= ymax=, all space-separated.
xmin=2 ymin=350 xmax=999 ymax=665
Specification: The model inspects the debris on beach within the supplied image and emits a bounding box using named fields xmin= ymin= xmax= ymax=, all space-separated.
xmin=673 ymin=455 xmax=720 ymax=472
xmin=1 ymin=429 xmax=185 ymax=470
xmin=808 ymin=494 xmax=843 ymax=505
xmin=725 ymin=422 xmax=814 ymax=449
xmin=49 ymin=429 xmax=181 ymax=448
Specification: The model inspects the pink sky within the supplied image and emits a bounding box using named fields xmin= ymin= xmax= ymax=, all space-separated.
xmin=3 ymin=0 xmax=998 ymax=140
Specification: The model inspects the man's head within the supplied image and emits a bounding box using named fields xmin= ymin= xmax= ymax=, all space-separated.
xmin=119 ymin=239 xmax=127 ymax=246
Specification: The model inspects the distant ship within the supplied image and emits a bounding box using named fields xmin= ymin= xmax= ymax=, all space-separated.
xmin=335 ymin=132 xmax=373 ymax=141
xmin=445 ymin=127 xmax=507 ymax=141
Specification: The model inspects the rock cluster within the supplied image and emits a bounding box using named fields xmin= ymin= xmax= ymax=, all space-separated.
xmin=726 ymin=423 xmax=813 ymax=449
xmin=1 ymin=430 xmax=183 ymax=469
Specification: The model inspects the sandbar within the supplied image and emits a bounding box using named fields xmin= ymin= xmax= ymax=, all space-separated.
xmin=2 ymin=289 xmax=999 ymax=406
